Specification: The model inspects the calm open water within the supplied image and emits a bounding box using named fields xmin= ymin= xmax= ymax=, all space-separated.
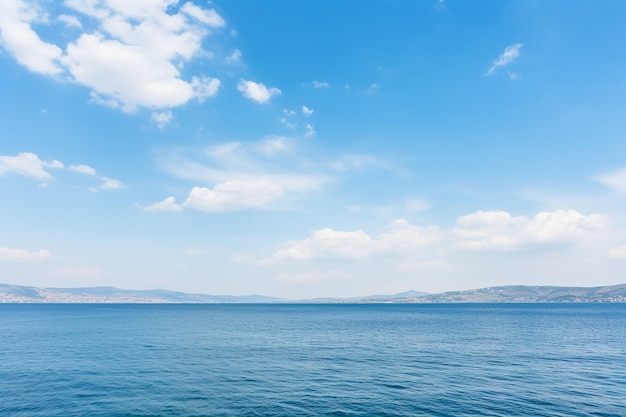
xmin=1 ymin=303 xmax=624 ymax=416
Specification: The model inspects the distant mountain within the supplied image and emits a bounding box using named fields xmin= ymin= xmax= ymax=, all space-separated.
xmin=381 ymin=284 xmax=626 ymax=303
xmin=1 ymin=283 xmax=625 ymax=303
xmin=0 ymin=284 xmax=285 ymax=304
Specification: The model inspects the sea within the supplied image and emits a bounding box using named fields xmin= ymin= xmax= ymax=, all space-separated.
xmin=1 ymin=303 xmax=624 ymax=416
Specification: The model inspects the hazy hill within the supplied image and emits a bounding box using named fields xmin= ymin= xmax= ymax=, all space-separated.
xmin=1 ymin=283 xmax=625 ymax=303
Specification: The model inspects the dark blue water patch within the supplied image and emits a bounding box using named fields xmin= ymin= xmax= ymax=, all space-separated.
xmin=1 ymin=303 xmax=625 ymax=416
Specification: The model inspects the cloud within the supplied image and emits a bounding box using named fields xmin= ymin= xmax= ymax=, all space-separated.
xmin=0 ymin=246 xmax=51 ymax=261
xmin=608 ymin=244 xmax=626 ymax=259
xmin=452 ymin=209 xmax=606 ymax=250
xmin=151 ymin=110 xmax=173 ymax=128
xmin=279 ymin=118 xmax=297 ymax=129
xmin=267 ymin=219 xmax=440 ymax=263
xmin=366 ymin=83 xmax=379 ymax=95
xmin=226 ymin=49 xmax=242 ymax=63
xmin=594 ymin=168 xmax=626 ymax=193
xmin=302 ymin=105 xmax=314 ymax=116
xmin=304 ymin=124 xmax=316 ymax=138
xmin=0 ymin=0 xmax=225 ymax=112
xmin=267 ymin=209 xmax=607 ymax=264
xmin=183 ymin=180 xmax=284 ymax=212
xmin=257 ymin=136 xmax=290 ymax=156
xmin=57 ymin=14 xmax=82 ymax=29
xmin=434 ymin=0 xmax=447 ymax=11
xmin=237 ymin=79 xmax=281 ymax=104
xmin=180 ymin=2 xmax=225 ymax=27
xmin=68 ymin=164 xmax=97 ymax=176
xmin=0 ymin=152 xmax=63 ymax=180
xmin=0 ymin=0 xmax=63 ymax=75
xmin=68 ymin=162 xmax=123 ymax=190
xmin=142 ymin=196 xmax=183 ymax=212
xmin=312 ymin=80 xmax=329 ymax=89
xmin=487 ymin=43 xmax=523 ymax=76
xmin=100 ymin=177 xmax=123 ymax=190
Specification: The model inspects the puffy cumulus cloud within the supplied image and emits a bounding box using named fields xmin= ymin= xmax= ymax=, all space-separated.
xmin=141 ymin=196 xmax=183 ymax=212
xmin=237 ymin=79 xmax=281 ymax=104
xmin=0 ymin=152 xmax=63 ymax=180
xmin=0 ymin=246 xmax=51 ymax=261
xmin=267 ymin=219 xmax=440 ymax=263
xmin=183 ymin=180 xmax=284 ymax=212
xmin=487 ymin=43 xmax=523 ymax=77
xmin=453 ymin=209 xmax=606 ymax=250
xmin=0 ymin=0 xmax=225 ymax=112
xmin=0 ymin=0 xmax=63 ymax=75
xmin=594 ymin=167 xmax=626 ymax=193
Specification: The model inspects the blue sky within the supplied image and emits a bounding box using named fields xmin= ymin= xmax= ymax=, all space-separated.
xmin=1 ymin=0 xmax=626 ymax=298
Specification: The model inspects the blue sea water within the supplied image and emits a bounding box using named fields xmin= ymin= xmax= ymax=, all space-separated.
xmin=1 ymin=304 xmax=625 ymax=416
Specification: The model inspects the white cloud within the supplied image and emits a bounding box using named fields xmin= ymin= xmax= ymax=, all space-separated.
xmin=143 ymin=196 xmax=183 ymax=212
xmin=594 ymin=168 xmax=626 ymax=193
xmin=302 ymin=105 xmax=314 ymax=116
xmin=68 ymin=164 xmax=97 ymax=176
xmin=57 ymin=14 xmax=82 ymax=29
xmin=226 ymin=49 xmax=242 ymax=63
xmin=279 ymin=117 xmax=297 ymax=129
xmin=0 ymin=0 xmax=225 ymax=113
xmin=0 ymin=152 xmax=63 ymax=180
xmin=183 ymin=180 xmax=284 ymax=212
xmin=453 ymin=209 xmax=606 ymax=250
xmin=405 ymin=198 xmax=431 ymax=213
xmin=101 ymin=177 xmax=123 ymax=190
xmin=191 ymin=76 xmax=221 ymax=102
xmin=282 ymin=109 xmax=296 ymax=115
xmin=151 ymin=110 xmax=173 ymax=128
xmin=608 ymin=244 xmax=626 ymax=259
xmin=487 ymin=43 xmax=523 ymax=76
xmin=237 ymin=79 xmax=281 ymax=104
xmin=258 ymin=136 xmax=290 ymax=156
xmin=268 ymin=219 xmax=440 ymax=263
xmin=312 ymin=80 xmax=329 ymax=89
xmin=0 ymin=246 xmax=51 ymax=261
xmin=366 ymin=82 xmax=379 ymax=95
xmin=304 ymin=123 xmax=316 ymax=138
xmin=267 ymin=209 xmax=608 ymax=264
xmin=0 ymin=0 xmax=63 ymax=75
xmin=181 ymin=2 xmax=225 ymax=27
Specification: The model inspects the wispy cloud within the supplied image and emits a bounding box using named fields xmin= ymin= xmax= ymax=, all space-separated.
xmin=312 ymin=80 xmax=329 ymax=89
xmin=487 ymin=43 xmax=523 ymax=78
xmin=594 ymin=167 xmax=626 ymax=193
xmin=0 ymin=152 xmax=122 ymax=190
xmin=0 ymin=246 xmax=51 ymax=261
xmin=237 ymin=79 xmax=281 ymax=104
xmin=226 ymin=49 xmax=242 ymax=63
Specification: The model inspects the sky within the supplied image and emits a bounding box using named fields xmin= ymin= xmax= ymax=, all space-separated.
xmin=1 ymin=0 xmax=626 ymax=299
